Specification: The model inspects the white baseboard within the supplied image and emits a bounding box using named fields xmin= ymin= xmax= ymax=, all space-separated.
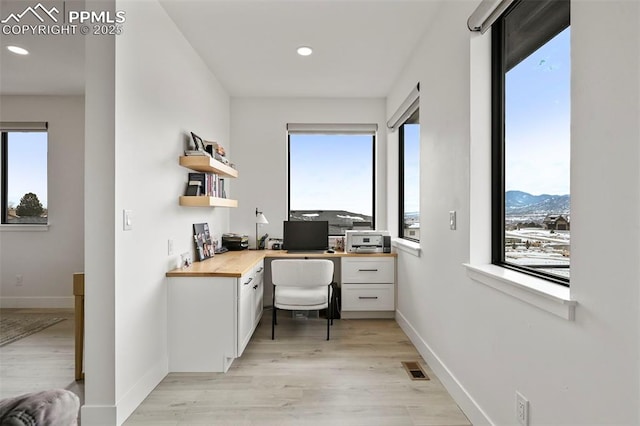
xmin=395 ymin=309 xmax=494 ymax=426
xmin=80 ymin=404 xmax=117 ymax=426
xmin=117 ymin=356 xmax=168 ymax=425
xmin=0 ymin=296 xmax=74 ymax=309
xmin=80 ymin=357 xmax=167 ymax=426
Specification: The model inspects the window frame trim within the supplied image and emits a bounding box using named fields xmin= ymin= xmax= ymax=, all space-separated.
xmin=490 ymin=0 xmax=570 ymax=287
xmin=1 ymin=132 xmax=8 ymax=224
xmin=1 ymin=129 xmax=49 ymax=226
xmin=398 ymin=111 xmax=420 ymax=243
xmin=287 ymin=131 xmax=376 ymax=235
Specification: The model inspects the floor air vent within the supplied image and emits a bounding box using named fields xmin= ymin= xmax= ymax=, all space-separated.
xmin=402 ymin=361 xmax=430 ymax=381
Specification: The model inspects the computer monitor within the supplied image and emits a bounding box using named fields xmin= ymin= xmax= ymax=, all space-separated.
xmin=283 ymin=220 xmax=329 ymax=252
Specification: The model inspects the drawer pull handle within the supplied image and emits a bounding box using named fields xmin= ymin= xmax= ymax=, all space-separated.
xmin=256 ymin=267 xmax=264 ymax=273
xmin=358 ymin=269 xmax=379 ymax=272
xmin=359 ymin=296 xmax=378 ymax=300
xmin=244 ymin=277 xmax=253 ymax=285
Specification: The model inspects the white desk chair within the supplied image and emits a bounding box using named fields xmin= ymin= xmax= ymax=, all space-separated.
xmin=271 ymin=259 xmax=334 ymax=340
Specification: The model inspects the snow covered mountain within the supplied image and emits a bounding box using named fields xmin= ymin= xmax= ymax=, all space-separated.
xmin=505 ymin=190 xmax=570 ymax=216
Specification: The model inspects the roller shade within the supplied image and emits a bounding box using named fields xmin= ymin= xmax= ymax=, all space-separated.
xmin=467 ymin=0 xmax=515 ymax=34
xmin=504 ymin=0 xmax=570 ymax=71
xmin=0 ymin=122 xmax=48 ymax=131
xmin=387 ymin=83 xmax=419 ymax=132
xmin=286 ymin=123 xmax=377 ymax=135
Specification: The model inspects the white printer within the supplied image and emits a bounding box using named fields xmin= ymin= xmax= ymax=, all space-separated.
xmin=345 ymin=230 xmax=391 ymax=253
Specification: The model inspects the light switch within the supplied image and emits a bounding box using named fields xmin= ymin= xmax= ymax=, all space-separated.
xmin=449 ymin=211 xmax=456 ymax=230
xmin=123 ymin=209 xmax=133 ymax=231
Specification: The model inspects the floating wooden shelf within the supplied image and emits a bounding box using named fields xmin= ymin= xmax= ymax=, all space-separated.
xmin=179 ymin=156 xmax=238 ymax=178
xmin=179 ymin=196 xmax=238 ymax=208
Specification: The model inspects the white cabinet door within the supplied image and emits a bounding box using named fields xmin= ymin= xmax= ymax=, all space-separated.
xmin=238 ymin=271 xmax=255 ymax=356
xmin=253 ymin=262 xmax=264 ymax=327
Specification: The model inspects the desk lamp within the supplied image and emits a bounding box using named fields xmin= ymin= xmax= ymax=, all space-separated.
xmin=255 ymin=208 xmax=269 ymax=249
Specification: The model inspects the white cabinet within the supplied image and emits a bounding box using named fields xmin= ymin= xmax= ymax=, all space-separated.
xmin=341 ymin=257 xmax=395 ymax=318
xmin=238 ymin=271 xmax=254 ymax=357
xmin=238 ymin=261 xmax=264 ymax=356
xmin=167 ymin=260 xmax=264 ymax=372
xmin=253 ymin=263 xmax=264 ymax=328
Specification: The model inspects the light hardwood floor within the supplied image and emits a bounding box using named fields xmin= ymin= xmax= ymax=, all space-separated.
xmin=125 ymin=313 xmax=471 ymax=426
xmin=0 ymin=308 xmax=83 ymax=402
xmin=1 ymin=309 xmax=470 ymax=425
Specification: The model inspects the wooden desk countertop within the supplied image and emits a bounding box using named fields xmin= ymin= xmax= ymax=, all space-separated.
xmin=166 ymin=249 xmax=396 ymax=278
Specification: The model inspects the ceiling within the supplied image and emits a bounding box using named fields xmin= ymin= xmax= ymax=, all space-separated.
xmin=0 ymin=0 xmax=85 ymax=95
xmin=0 ymin=0 xmax=441 ymax=98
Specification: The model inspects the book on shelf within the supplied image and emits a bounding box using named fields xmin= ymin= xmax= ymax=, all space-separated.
xmin=187 ymin=172 xmax=226 ymax=198
xmin=184 ymin=149 xmax=211 ymax=157
xmin=220 ymin=178 xmax=226 ymax=198
xmin=187 ymin=173 xmax=207 ymax=195
xmin=185 ymin=180 xmax=202 ymax=196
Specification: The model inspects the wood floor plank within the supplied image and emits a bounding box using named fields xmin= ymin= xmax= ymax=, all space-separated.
xmin=1 ymin=309 xmax=470 ymax=425
xmin=0 ymin=308 xmax=82 ymax=402
xmin=126 ymin=314 xmax=470 ymax=426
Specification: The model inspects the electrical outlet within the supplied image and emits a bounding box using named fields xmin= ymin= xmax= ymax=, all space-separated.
xmin=449 ymin=210 xmax=457 ymax=230
xmin=16 ymin=274 xmax=23 ymax=286
xmin=516 ymin=391 xmax=529 ymax=425
xmin=168 ymin=239 xmax=174 ymax=256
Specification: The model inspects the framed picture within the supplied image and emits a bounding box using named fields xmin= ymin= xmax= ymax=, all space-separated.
xmin=190 ymin=132 xmax=205 ymax=152
xmin=193 ymin=222 xmax=215 ymax=261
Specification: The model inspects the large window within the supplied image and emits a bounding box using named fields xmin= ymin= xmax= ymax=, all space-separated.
xmin=492 ymin=0 xmax=570 ymax=284
xmin=288 ymin=126 xmax=375 ymax=235
xmin=1 ymin=126 xmax=48 ymax=225
xmin=399 ymin=109 xmax=419 ymax=241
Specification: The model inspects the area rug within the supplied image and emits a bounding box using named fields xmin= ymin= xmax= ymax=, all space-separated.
xmin=0 ymin=314 xmax=66 ymax=347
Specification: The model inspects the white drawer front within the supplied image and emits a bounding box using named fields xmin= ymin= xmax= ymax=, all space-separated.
xmin=342 ymin=258 xmax=394 ymax=283
xmin=239 ymin=269 xmax=256 ymax=296
xmin=341 ymin=284 xmax=394 ymax=311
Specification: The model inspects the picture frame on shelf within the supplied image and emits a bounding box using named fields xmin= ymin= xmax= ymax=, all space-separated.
xmin=190 ymin=132 xmax=206 ymax=152
xmin=193 ymin=222 xmax=215 ymax=261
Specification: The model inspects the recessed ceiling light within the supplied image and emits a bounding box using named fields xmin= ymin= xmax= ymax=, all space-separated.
xmin=297 ymin=46 xmax=313 ymax=56
xmin=7 ymin=45 xmax=29 ymax=55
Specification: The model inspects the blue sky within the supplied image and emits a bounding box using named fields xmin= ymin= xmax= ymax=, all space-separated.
xmin=505 ymin=27 xmax=571 ymax=196
xmin=403 ymin=123 xmax=420 ymax=213
xmin=290 ymin=133 xmax=373 ymax=216
xmin=6 ymin=132 xmax=48 ymax=208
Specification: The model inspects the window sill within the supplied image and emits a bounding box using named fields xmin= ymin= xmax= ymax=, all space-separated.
xmin=464 ymin=263 xmax=576 ymax=321
xmin=0 ymin=224 xmax=49 ymax=232
xmin=392 ymin=238 xmax=421 ymax=257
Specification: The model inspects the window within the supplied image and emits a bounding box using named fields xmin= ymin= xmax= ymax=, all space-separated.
xmin=1 ymin=125 xmax=48 ymax=225
xmin=492 ymin=0 xmax=570 ymax=284
xmin=399 ymin=109 xmax=420 ymax=241
xmin=287 ymin=125 xmax=375 ymax=235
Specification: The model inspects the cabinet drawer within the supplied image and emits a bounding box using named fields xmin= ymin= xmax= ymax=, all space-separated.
xmin=341 ymin=284 xmax=394 ymax=311
xmin=254 ymin=262 xmax=265 ymax=284
xmin=342 ymin=258 xmax=394 ymax=283
xmin=239 ymin=268 xmax=257 ymax=296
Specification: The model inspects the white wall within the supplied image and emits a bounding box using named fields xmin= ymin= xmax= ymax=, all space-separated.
xmin=387 ymin=1 xmax=640 ymax=425
xmin=230 ymin=97 xmax=387 ymax=244
xmin=83 ymin=0 xmax=231 ymax=424
xmin=0 ymin=95 xmax=84 ymax=308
